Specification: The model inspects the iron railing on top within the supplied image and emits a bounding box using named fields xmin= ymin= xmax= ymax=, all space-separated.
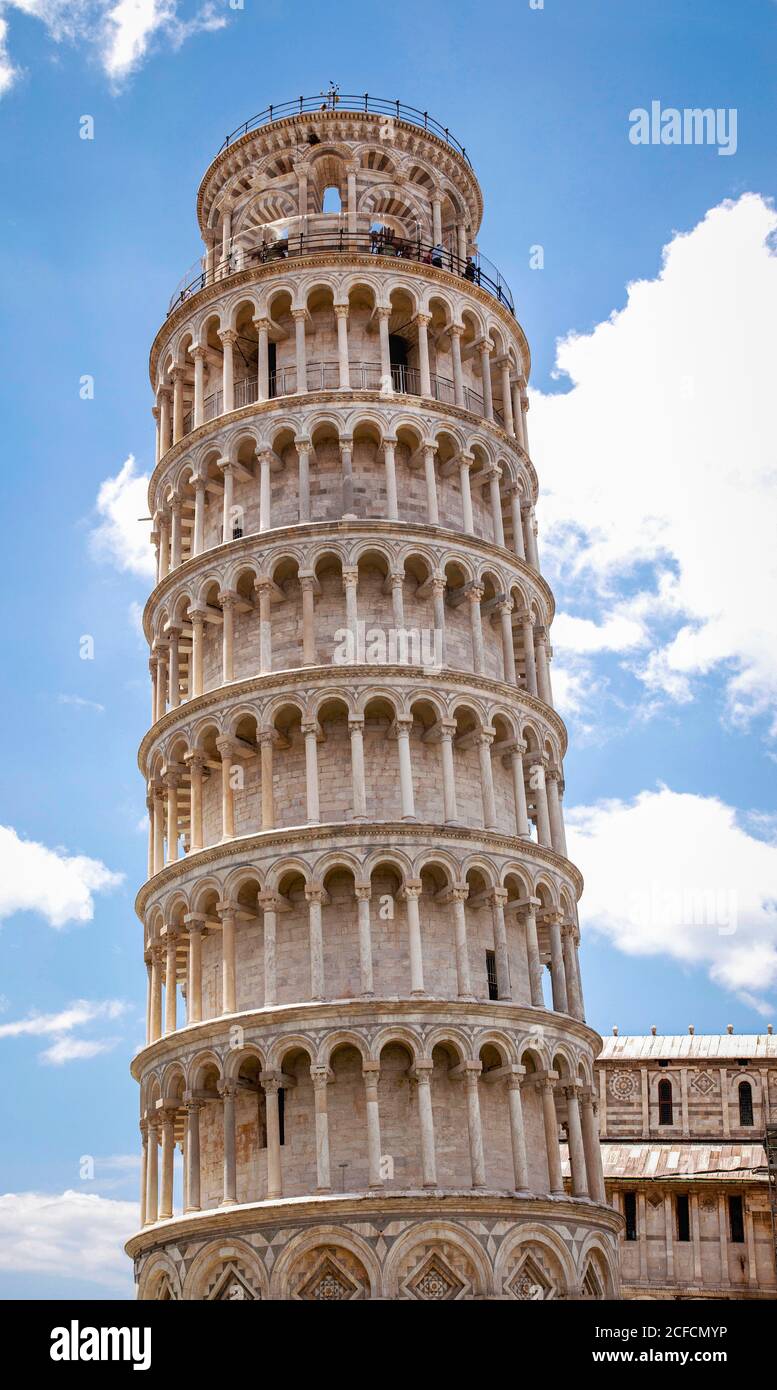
xmin=167 ymin=229 xmax=514 ymax=317
xmin=217 ymin=93 xmax=471 ymax=162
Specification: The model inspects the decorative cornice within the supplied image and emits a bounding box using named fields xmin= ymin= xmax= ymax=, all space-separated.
xmin=147 ymin=387 xmax=539 ymax=511
xmin=126 ymin=1189 xmax=621 ymax=1261
xmin=130 ymin=995 xmax=602 ymax=1079
xmin=138 ymin=663 xmax=567 ymax=771
xmin=143 ymin=516 xmax=553 ymax=628
xmin=134 ymin=818 xmax=583 ymax=919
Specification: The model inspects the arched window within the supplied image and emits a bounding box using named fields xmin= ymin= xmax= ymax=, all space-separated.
xmin=322 ymin=185 xmax=342 ymax=214
xmin=658 ymin=1078 xmax=673 ymax=1126
xmin=738 ymin=1080 xmax=754 ymax=1127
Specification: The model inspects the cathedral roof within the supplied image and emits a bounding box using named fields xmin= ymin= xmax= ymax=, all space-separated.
xmin=596 ymin=1140 xmax=768 ymax=1182
xmin=599 ymin=1034 xmax=777 ymax=1061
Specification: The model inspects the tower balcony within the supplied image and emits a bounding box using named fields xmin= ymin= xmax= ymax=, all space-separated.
xmin=167 ymin=229 xmax=514 ymax=319
xmin=183 ymin=362 xmax=505 ymax=437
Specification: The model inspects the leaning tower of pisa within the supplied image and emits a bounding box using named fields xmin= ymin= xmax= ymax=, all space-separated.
xmin=127 ymin=93 xmax=621 ymax=1301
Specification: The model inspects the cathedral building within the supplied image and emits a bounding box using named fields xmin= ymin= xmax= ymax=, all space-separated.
xmin=126 ymin=92 xmax=621 ymax=1301
xmin=593 ymin=1029 xmax=777 ymax=1299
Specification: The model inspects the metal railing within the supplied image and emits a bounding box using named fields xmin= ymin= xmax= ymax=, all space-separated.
xmin=181 ymin=361 xmax=503 ymax=438
xmin=217 ymin=93 xmax=471 ymax=163
xmin=167 ymin=229 xmax=514 ymax=317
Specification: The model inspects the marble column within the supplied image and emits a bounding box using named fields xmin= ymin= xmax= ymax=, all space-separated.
xmin=296 ymin=438 xmax=311 ymax=521
xmin=540 ymin=1079 xmax=564 ymax=1195
xmin=334 ymin=305 xmax=350 ymax=389
xmin=382 ymin=436 xmax=399 ymax=519
xmin=415 ymin=313 xmax=432 ymax=396
xmin=468 ymin=585 xmax=485 ymax=670
xmin=220 ymin=1084 xmax=237 ymax=1205
xmin=566 ymin=1086 xmax=589 ymax=1197
xmin=395 ymin=719 xmax=416 ymax=819
xmin=451 ymin=886 xmax=473 ymax=999
xmin=415 ymin=1064 xmax=437 ymax=1187
xmin=422 ymin=444 xmax=439 ymax=525
xmin=311 ymin=1067 xmax=332 ymax=1192
xmin=490 ymin=887 xmax=512 ymax=1001
xmin=259 ymin=894 xmax=277 ymax=1008
xmin=449 ymin=324 xmax=465 ymax=407
xmin=262 ymin=1078 xmax=284 ymax=1200
xmin=306 ymin=886 xmax=325 ymax=1000
xmin=302 ymin=721 xmax=320 ymax=824
xmin=354 ymin=883 xmax=374 ymax=996
xmin=464 ymin=1067 xmax=486 ymax=1187
xmin=403 ymin=883 xmax=425 ymax=995
xmin=507 ymin=1074 xmax=531 ymax=1192
xmin=145 ymin=1120 xmax=159 ymax=1223
xmin=363 ymin=1065 xmax=383 ymax=1188
xmin=185 ymin=1102 xmax=201 ymax=1212
xmin=292 ymin=309 xmax=308 ymax=393
xmin=349 ymin=718 xmax=367 ymax=820
xmin=159 ymin=1113 xmax=175 ymax=1218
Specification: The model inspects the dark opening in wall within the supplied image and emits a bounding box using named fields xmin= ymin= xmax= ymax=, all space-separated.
xmin=624 ymin=1191 xmax=637 ymax=1241
xmin=728 ymin=1194 xmax=745 ymax=1244
xmin=676 ymin=1193 xmax=690 ymax=1242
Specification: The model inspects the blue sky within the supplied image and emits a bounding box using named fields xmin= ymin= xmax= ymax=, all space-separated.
xmin=0 ymin=0 xmax=775 ymax=1298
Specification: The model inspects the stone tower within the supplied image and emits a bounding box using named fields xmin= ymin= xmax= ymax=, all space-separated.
xmin=128 ymin=93 xmax=620 ymax=1301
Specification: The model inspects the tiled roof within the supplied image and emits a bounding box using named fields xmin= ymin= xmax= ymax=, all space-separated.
xmin=597 ymin=1141 xmax=767 ymax=1182
xmin=598 ymin=1034 xmax=777 ymax=1062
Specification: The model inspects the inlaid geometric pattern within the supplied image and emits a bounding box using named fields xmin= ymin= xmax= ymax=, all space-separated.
xmin=506 ymin=1251 xmax=559 ymax=1301
xmin=404 ymin=1252 xmax=465 ymax=1301
xmin=690 ymin=1070 xmax=715 ymax=1095
xmin=609 ymin=1069 xmax=637 ymax=1100
xmin=298 ymin=1255 xmax=360 ymax=1302
xmin=207 ymin=1264 xmax=259 ymax=1301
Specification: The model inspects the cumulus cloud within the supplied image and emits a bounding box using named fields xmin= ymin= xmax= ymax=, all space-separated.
xmin=0 ymin=1191 xmax=135 ymax=1292
xmin=89 ymin=454 xmax=155 ymax=580
xmin=0 ymin=0 xmax=226 ymax=95
xmin=0 ymin=825 xmax=123 ymax=928
xmin=0 ymin=998 xmax=130 ymax=1064
xmin=532 ymin=194 xmax=777 ymax=734
xmin=567 ymin=785 xmax=777 ymax=1010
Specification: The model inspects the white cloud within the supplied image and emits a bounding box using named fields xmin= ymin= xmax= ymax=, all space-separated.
xmin=57 ymin=694 xmax=105 ymax=714
xmin=0 ymin=999 xmax=128 ymax=1039
xmin=0 ymin=15 xmax=19 ymax=92
xmin=532 ymin=194 xmax=777 ymax=733
xmin=0 ymin=825 xmax=123 ymax=928
xmin=568 ymin=785 xmax=777 ymax=1011
xmin=89 ymin=454 xmax=154 ymax=580
xmin=0 ymin=998 xmax=129 ymax=1064
xmin=552 ymin=611 xmax=647 ymax=655
xmin=100 ymin=0 xmax=174 ymax=80
xmin=0 ymin=0 xmax=226 ymax=95
xmin=0 ymin=1190 xmax=135 ymax=1292
xmin=40 ymin=1036 xmax=119 ymax=1064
